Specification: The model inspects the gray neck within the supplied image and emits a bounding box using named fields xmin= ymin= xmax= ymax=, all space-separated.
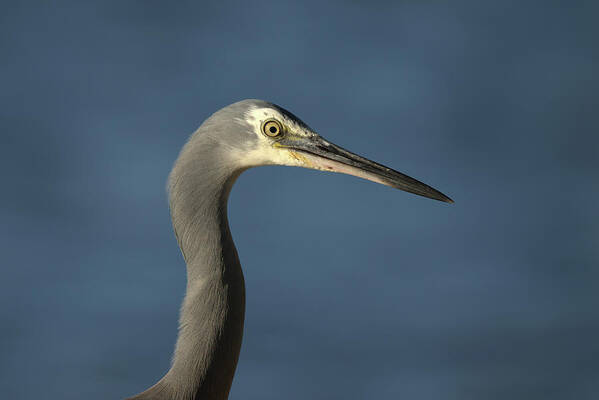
xmin=130 ymin=139 xmax=246 ymax=400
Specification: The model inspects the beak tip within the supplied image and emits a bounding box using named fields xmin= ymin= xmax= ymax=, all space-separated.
xmin=399 ymin=184 xmax=453 ymax=204
xmin=390 ymin=182 xmax=454 ymax=204
xmin=440 ymin=195 xmax=454 ymax=204
xmin=432 ymin=190 xmax=454 ymax=204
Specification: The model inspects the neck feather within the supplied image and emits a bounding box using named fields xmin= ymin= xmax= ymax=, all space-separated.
xmin=130 ymin=139 xmax=246 ymax=400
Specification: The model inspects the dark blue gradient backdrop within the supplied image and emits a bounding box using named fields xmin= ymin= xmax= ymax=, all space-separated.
xmin=1 ymin=1 xmax=598 ymax=399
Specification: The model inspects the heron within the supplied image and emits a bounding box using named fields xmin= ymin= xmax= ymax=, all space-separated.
xmin=127 ymin=100 xmax=452 ymax=400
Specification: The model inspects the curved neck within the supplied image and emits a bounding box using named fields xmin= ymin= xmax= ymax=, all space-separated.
xmin=170 ymin=173 xmax=245 ymax=400
xmin=130 ymin=143 xmax=246 ymax=400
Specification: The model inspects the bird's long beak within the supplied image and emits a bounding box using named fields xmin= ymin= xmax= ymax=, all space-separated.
xmin=282 ymin=136 xmax=453 ymax=203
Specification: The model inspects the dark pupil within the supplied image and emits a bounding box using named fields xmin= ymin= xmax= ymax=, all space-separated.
xmin=269 ymin=126 xmax=278 ymax=134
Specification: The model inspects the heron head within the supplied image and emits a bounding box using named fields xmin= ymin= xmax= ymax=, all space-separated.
xmin=199 ymin=99 xmax=452 ymax=203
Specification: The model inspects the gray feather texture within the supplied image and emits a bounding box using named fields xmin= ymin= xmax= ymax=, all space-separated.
xmin=128 ymin=100 xmax=267 ymax=400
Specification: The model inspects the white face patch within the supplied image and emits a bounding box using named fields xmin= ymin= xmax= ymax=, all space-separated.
xmin=242 ymin=106 xmax=314 ymax=140
xmin=230 ymin=106 xmax=316 ymax=168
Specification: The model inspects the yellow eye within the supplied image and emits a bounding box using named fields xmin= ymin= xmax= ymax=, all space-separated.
xmin=262 ymin=119 xmax=283 ymax=137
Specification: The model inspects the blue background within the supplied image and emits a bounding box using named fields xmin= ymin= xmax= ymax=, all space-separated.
xmin=1 ymin=1 xmax=598 ymax=399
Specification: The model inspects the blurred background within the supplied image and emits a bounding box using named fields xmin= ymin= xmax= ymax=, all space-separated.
xmin=1 ymin=1 xmax=598 ymax=399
